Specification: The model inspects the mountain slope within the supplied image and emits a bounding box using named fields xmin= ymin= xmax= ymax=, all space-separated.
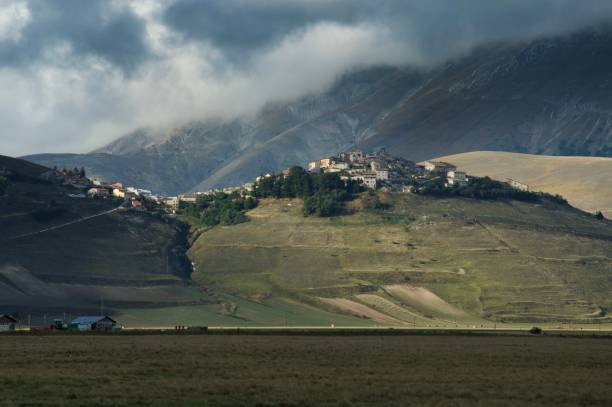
xmin=361 ymin=28 xmax=612 ymax=158
xmin=26 ymin=27 xmax=612 ymax=195
xmin=436 ymin=151 xmax=612 ymax=218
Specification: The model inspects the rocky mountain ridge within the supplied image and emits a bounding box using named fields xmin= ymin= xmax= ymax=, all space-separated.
xmin=26 ymin=27 xmax=612 ymax=195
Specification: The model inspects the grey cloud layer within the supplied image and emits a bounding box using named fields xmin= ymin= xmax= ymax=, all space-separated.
xmin=3 ymin=0 xmax=612 ymax=156
xmin=0 ymin=0 xmax=150 ymax=74
xmin=163 ymin=0 xmax=612 ymax=65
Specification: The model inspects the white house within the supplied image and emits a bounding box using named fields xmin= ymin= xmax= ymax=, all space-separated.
xmin=423 ymin=161 xmax=457 ymax=173
xmin=507 ymin=178 xmax=529 ymax=191
xmin=447 ymin=170 xmax=468 ymax=186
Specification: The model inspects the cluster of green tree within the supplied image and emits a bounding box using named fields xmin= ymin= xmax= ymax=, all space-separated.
xmin=253 ymin=167 xmax=363 ymax=216
xmin=361 ymin=190 xmax=391 ymax=212
xmin=418 ymin=176 xmax=568 ymax=205
xmin=53 ymin=166 xmax=86 ymax=178
xmin=0 ymin=176 xmax=8 ymax=195
xmin=181 ymin=192 xmax=257 ymax=226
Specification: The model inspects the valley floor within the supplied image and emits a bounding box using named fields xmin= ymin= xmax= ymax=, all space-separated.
xmin=1 ymin=334 xmax=611 ymax=406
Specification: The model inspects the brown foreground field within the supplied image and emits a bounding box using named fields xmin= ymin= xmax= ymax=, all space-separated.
xmin=1 ymin=334 xmax=611 ymax=406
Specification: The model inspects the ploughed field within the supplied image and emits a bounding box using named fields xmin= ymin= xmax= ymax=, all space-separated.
xmin=1 ymin=334 xmax=611 ymax=406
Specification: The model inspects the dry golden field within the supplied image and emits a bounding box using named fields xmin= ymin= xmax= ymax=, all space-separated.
xmin=437 ymin=151 xmax=612 ymax=217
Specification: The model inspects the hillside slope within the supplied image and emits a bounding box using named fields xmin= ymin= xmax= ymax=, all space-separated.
xmin=188 ymin=195 xmax=612 ymax=325
xmin=0 ymin=156 xmax=200 ymax=318
xmin=436 ymin=152 xmax=612 ymax=218
xmin=25 ymin=27 xmax=612 ymax=195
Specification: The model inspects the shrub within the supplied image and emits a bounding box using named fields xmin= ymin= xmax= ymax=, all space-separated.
xmin=529 ymin=327 xmax=543 ymax=335
xmin=0 ymin=176 xmax=8 ymax=195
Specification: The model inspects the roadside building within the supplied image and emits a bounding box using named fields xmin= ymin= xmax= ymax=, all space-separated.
xmin=507 ymin=178 xmax=529 ymax=191
xmin=0 ymin=315 xmax=17 ymax=332
xmin=423 ymin=161 xmax=457 ymax=173
xmin=69 ymin=316 xmax=117 ymax=332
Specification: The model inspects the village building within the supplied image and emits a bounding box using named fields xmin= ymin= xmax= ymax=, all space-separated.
xmin=348 ymin=151 xmax=365 ymax=163
xmin=330 ymin=162 xmax=349 ymax=171
xmin=69 ymin=316 xmax=117 ymax=332
xmin=507 ymin=178 xmax=529 ymax=191
xmin=375 ymin=170 xmax=389 ymax=181
xmin=110 ymin=182 xmax=123 ymax=190
xmin=112 ymin=188 xmax=125 ymax=198
xmin=163 ymin=196 xmax=179 ymax=212
xmin=131 ymin=198 xmax=144 ymax=209
xmin=447 ymin=170 xmax=468 ymax=186
xmin=0 ymin=314 xmax=17 ymax=332
xmin=179 ymin=193 xmax=198 ymax=203
xmin=351 ymin=173 xmax=377 ymax=189
xmin=319 ymin=157 xmax=334 ymax=169
xmin=307 ymin=161 xmax=321 ymax=173
xmin=87 ymin=187 xmax=110 ymax=198
xmin=423 ymin=161 xmax=457 ymax=173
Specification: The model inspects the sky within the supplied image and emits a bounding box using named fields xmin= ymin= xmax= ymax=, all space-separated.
xmin=2 ymin=0 xmax=612 ymax=156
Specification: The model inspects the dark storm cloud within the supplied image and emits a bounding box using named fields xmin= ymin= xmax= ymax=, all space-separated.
xmin=163 ymin=0 xmax=368 ymax=60
xmin=0 ymin=0 xmax=151 ymax=74
xmin=163 ymin=0 xmax=612 ymax=65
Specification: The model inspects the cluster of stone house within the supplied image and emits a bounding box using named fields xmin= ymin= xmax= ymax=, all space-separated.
xmin=86 ymin=180 xmax=158 ymax=209
xmin=308 ymin=149 xmax=414 ymax=190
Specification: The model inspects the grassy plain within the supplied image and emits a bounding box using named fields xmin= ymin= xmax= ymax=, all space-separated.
xmin=1 ymin=334 xmax=611 ymax=406
xmin=437 ymin=151 xmax=612 ymax=217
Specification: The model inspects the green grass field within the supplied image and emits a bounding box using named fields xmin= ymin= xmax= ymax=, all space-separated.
xmin=1 ymin=334 xmax=611 ymax=406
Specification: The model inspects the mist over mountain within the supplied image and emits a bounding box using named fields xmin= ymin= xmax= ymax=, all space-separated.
xmin=25 ymin=27 xmax=612 ymax=195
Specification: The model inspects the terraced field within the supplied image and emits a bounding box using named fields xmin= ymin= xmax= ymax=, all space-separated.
xmin=189 ymin=194 xmax=612 ymax=325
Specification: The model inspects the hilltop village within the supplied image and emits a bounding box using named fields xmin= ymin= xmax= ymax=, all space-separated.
xmin=49 ymin=150 xmax=536 ymax=215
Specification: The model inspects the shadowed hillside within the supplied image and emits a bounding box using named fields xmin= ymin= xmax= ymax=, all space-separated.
xmin=0 ymin=156 xmax=199 ymax=318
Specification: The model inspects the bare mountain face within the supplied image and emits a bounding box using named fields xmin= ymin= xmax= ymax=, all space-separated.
xmin=25 ymin=28 xmax=612 ymax=195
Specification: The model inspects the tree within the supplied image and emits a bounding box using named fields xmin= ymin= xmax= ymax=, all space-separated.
xmin=595 ymin=211 xmax=605 ymax=221
xmin=79 ymin=167 xmax=86 ymax=178
xmin=0 ymin=176 xmax=8 ymax=195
